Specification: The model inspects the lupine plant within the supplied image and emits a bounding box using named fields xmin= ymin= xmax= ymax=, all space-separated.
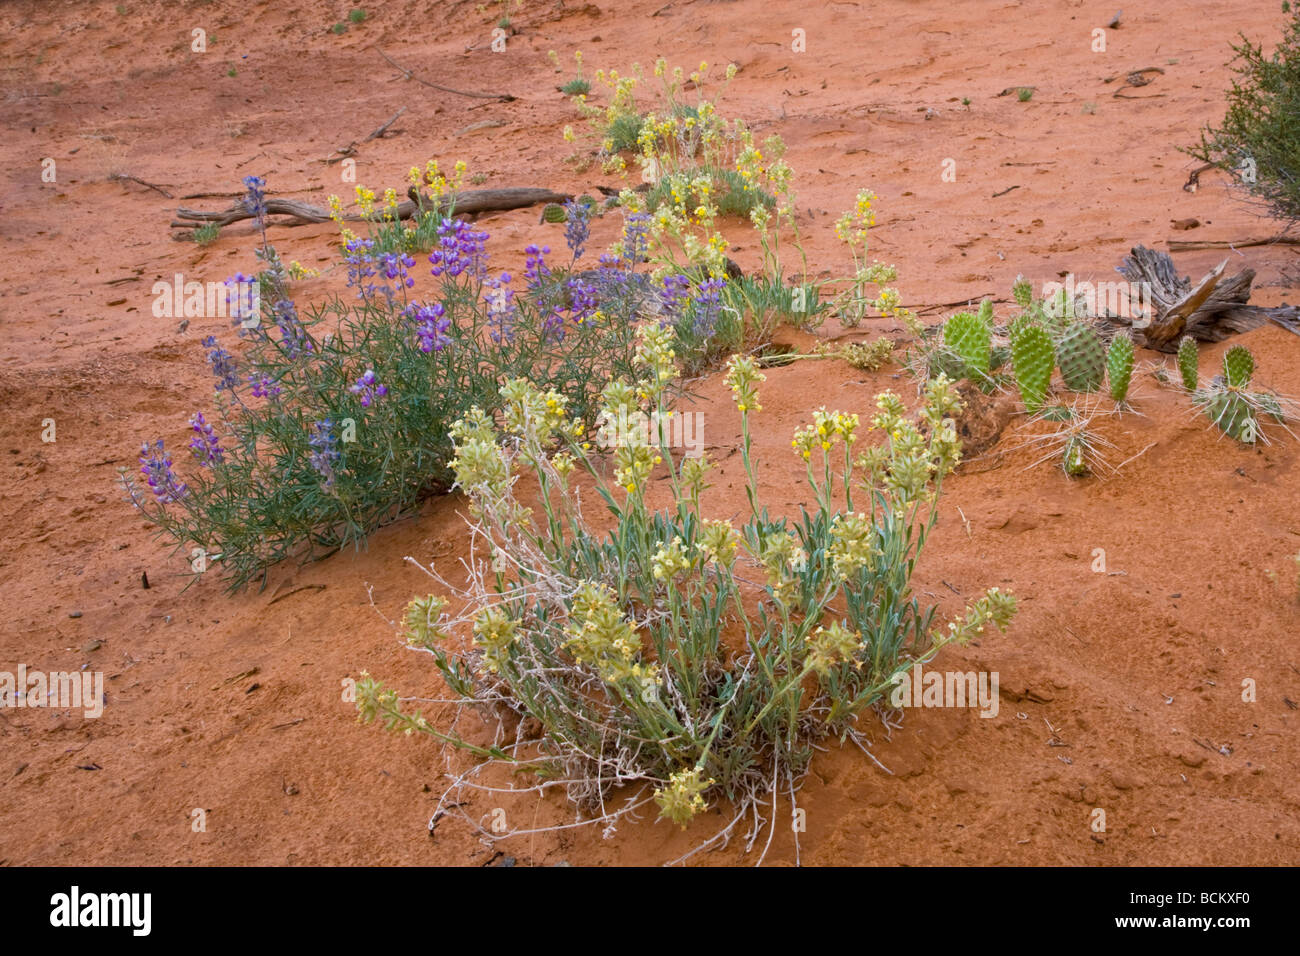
xmin=121 ymin=174 xmax=678 ymax=590
xmin=356 ymin=326 xmax=1016 ymax=857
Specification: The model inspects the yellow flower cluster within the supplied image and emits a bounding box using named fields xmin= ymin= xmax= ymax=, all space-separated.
xmin=473 ymin=605 xmax=519 ymax=674
xmin=759 ymin=530 xmax=807 ymax=597
xmin=633 ymin=323 xmax=678 ymax=398
xmin=562 ymin=581 xmax=656 ymax=685
xmin=696 ymin=518 xmax=739 ymax=567
xmin=404 ymin=594 xmax=450 ymax=649
xmin=723 ymin=354 xmax=765 ymax=413
xmin=651 ymin=536 xmax=694 ymax=581
xmin=940 ymin=587 xmax=1018 ymax=646
xmin=791 ymin=408 xmax=860 ymax=460
xmin=826 ymin=512 xmax=876 ymax=581
xmin=805 ymin=621 xmax=865 ymax=677
xmin=835 ymin=189 xmax=877 ymax=246
xmin=654 ymin=765 xmax=714 ymax=828
xmin=500 ymin=378 xmax=569 ymax=444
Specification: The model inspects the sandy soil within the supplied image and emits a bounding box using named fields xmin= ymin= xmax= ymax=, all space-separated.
xmin=2 ymin=0 xmax=1298 ymax=866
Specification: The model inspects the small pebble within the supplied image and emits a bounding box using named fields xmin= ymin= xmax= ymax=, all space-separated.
xmin=68 ymin=610 xmax=82 ymax=619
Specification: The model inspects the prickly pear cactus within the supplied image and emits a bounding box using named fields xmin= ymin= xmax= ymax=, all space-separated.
xmin=541 ymin=203 xmax=568 ymax=223
xmin=1054 ymin=322 xmax=1106 ymax=392
xmin=1011 ymin=323 xmax=1054 ymax=411
xmin=1012 ymin=276 xmax=1034 ymax=309
xmin=1223 ymin=345 xmax=1255 ymax=389
xmin=1176 ymin=336 xmax=1199 ymax=390
xmin=928 ymin=346 xmax=968 ymax=382
xmin=1205 ymin=390 xmax=1257 ymax=442
xmin=977 ymin=297 xmax=994 ymax=325
xmin=943 ymin=310 xmax=992 ymax=377
xmin=1062 ymin=435 xmax=1090 ymax=476
xmin=1106 ymin=331 xmax=1135 ymax=403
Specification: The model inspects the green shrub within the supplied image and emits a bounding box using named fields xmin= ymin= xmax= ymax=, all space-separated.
xmin=1188 ymin=3 xmax=1300 ymax=222
xmin=358 ymin=340 xmax=1015 ymax=846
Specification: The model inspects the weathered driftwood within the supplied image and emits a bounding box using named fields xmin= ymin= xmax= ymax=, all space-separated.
xmin=170 ymin=187 xmax=573 ymax=229
xmin=1101 ymin=245 xmax=1300 ymax=349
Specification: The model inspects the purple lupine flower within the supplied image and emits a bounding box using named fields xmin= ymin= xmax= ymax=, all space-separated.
xmin=376 ymin=251 xmax=417 ymax=304
xmin=563 ymin=199 xmax=591 ymax=262
xmin=344 ymin=238 xmax=378 ymax=299
xmin=139 ymin=439 xmax=188 ymax=503
xmin=621 ymin=212 xmax=650 ymax=266
xmin=565 ymin=274 xmax=599 ymax=326
xmin=249 ymin=373 xmax=282 ymax=399
xmin=691 ymin=277 xmax=727 ymax=338
xmin=307 ymin=420 xmax=341 ymax=491
xmin=523 ymin=244 xmax=551 ymax=290
xmin=272 ymin=299 xmax=312 ymax=359
xmin=429 ymin=218 xmax=489 ymax=280
xmin=188 ymin=412 xmax=224 ymax=467
xmin=226 ymin=272 xmax=262 ymax=334
xmin=484 ymin=272 xmax=517 ymax=344
xmin=407 ymin=303 xmax=451 ymax=353
xmin=659 ymin=274 xmax=692 ymax=318
xmin=349 ymin=368 xmax=388 ymax=408
xmin=242 ymin=175 xmax=268 ymax=231
xmin=202 ymin=335 xmax=238 ymax=391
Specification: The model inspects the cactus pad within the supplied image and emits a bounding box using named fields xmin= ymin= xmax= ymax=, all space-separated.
xmin=1054 ymin=322 xmax=1106 ymax=392
xmin=1062 ymin=435 xmax=1090 ymax=476
xmin=1223 ymin=345 xmax=1255 ymax=389
xmin=1011 ymin=323 xmax=1054 ymax=411
xmin=1106 ymin=331 xmax=1135 ymax=403
xmin=1204 ymin=390 xmax=1257 ymax=442
xmin=1176 ymin=336 xmax=1199 ymax=390
xmin=943 ymin=310 xmax=992 ymax=377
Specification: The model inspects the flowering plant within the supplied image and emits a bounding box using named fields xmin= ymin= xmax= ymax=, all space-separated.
xmin=358 ymin=326 xmax=1015 ymax=859
xmin=122 ymin=174 xmax=671 ymax=590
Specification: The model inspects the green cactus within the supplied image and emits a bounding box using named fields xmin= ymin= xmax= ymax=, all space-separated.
xmin=1204 ymin=390 xmax=1257 ymax=442
xmin=541 ymin=203 xmax=568 ymax=223
xmin=1054 ymin=322 xmax=1106 ymax=392
xmin=977 ymin=297 xmax=994 ymax=325
xmin=943 ymin=310 xmax=992 ymax=377
xmin=1062 ymin=435 xmax=1090 ymax=476
xmin=1223 ymin=344 xmax=1255 ymax=389
xmin=1106 ymin=331 xmax=1135 ymax=403
xmin=1011 ymin=323 xmax=1054 ymax=411
xmin=1176 ymin=336 xmax=1199 ymax=390
xmin=928 ymin=346 xmax=968 ymax=382
xmin=1012 ymin=275 xmax=1033 ymax=309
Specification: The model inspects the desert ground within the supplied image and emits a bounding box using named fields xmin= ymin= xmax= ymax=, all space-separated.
xmin=1 ymin=0 xmax=1298 ymax=866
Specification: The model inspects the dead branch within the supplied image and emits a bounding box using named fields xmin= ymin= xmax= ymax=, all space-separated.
xmin=1167 ymin=235 xmax=1300 ymax=252
xmin=374 ymin=48 xmax=515 ymax=102
xmin=109 ymin=173 xmax=173 ymax=198
xmin=326 ymin=107 xmax=407 ymax=164
xmin=1098 ymin=244 xmax=1300 ymax=350
xmin=170 ymin=187 xmax=573 ymax=229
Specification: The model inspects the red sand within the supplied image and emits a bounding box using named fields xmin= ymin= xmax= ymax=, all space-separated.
xmin=1 ymin=0 xmax=1297 ymax=866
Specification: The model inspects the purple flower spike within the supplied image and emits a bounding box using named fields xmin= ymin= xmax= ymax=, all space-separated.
xmin=139 ymin=439 xmax=188 ymax=503
xmin=307 ymin=420 xmax=341 ymax=491
xmin=429 ymin=218 xmax=489 ymax=280
xmin=188 ymin=412 xmax=224 ymax=467
xmin=407 ymin=303 xmax=451 ymax=353
xmin=202 ymin=335 xmax=238 ymax=392
xmin=349 ymin=368 xmax=387 ymax=408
